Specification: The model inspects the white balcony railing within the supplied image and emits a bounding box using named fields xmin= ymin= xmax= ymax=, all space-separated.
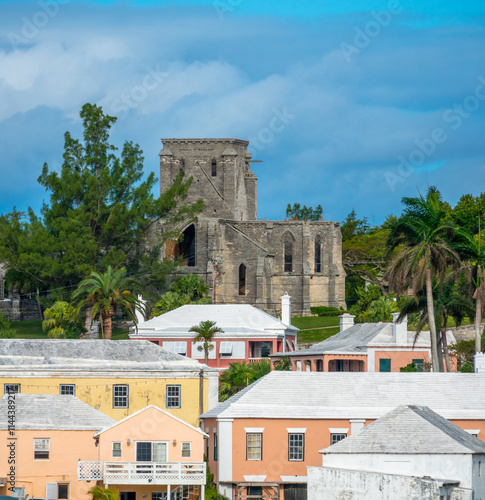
xmin=77 ymin=461 xmax=206 ymax=485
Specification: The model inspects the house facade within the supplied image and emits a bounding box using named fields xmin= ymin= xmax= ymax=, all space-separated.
xmin=131 ymin=298 xmax=298 ymax=370
xmin=78 ymin=405 xmax=208 ymax=500
xmin=308 ymin=405 xmax=485 ymax=500
xmin=0 ymin=394 xmax=116 ymax=499
xmin=158 ymin=138 xmax=346 ymax=316
xmin=200 ymin=371 xmax=485 ymax=500
xmin=273 ymin=313 xmax=456 ymax=373
xmin=0 ymin=395 xmax=208 ymax=500
xmin=0 ymin=339 xmax=219 ymax=427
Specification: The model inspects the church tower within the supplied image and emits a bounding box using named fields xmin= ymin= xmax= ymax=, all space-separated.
xmin=159 ymin=138 xmax=257 ymax=221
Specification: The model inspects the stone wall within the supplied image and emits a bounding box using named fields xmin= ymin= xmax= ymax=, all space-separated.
xmin=307 ymin=466 xmax=472 ymax=500
xmin=0 ymin=297 xmax=42 ymax=321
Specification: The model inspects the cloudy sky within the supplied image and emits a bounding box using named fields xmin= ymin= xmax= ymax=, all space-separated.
xmin=0 ymin=0 xmax=484 ymax=225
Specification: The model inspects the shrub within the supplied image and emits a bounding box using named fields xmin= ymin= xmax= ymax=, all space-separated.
xmin=0 ymin=312 xmax=16 ymax=338
xmin=311 ymin=306 xmax=339 ymax=315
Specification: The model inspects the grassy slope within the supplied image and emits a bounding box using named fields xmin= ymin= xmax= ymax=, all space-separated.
xmin=10 ymin=320 xmax=130 ymax=340
xmin=292 ymin=315 xmax=340 ymax=344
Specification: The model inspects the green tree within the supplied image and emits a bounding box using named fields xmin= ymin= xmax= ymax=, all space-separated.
xmin=386 ymin=187 xmax=460 ymax=372
xmin=341 ymin=209 xmax=370 ymax=242
xmin=88 ymin=486 xmax=119 ymax=500
xmin=365 ymin=295 xmax=399 ymax=323
xmin=152 ymin=274 xmax=211 ymax=317
xmin=219 ymin=360 xmax=271 ymax=401
xmin=453 ymin=230 xmax=485 ymax=353
xmin=0 ymin=312 xmax=16 ymax=338
xmin=286 ymin=203 xmax=323 ymax=221
xmin=190 ymin=320 xmax=224 ymax=365
xmin=42 ymin=301 xmax=85 ymax=338
xmin=398 ymin=281 xmax=474 ymax=371
xmin=348 ymin=284 xmax=382 ymax=322
xmin=0 ymin=103 xmax=203 ymax=295
xmin=72 ymin=266 xmax=144 ymax=340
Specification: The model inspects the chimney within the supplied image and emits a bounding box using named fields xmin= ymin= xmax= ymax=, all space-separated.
xmin=392 ymin=313 xmax=407 ymax=345
xmin=281 ymin=293 xmax=291 ymax=326
xmin=339 ymin=313 xmax=355 ymax=332
xmin=475 ymin=353 xmax=485 ymax=373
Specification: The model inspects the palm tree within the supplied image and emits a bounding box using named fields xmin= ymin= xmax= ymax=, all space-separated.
xmin=88 ymin=486 xmax=119 ymax=500
xmin=189 ymin=320 xmax=224 ymax=365
xmin=72 ymin=266 xmax=144 ymax=340
xmin=453 ymin=229 xmax=485 ymax=353
xmin=189 ymin=320 xmax=224 ymax=424
xmin=42 ymin=300 xmax=83 ymax=338
xmin=386 ymin=187 xmax=460 ymax=371
xmin=398 ymin=282 xmax=475 ymax=371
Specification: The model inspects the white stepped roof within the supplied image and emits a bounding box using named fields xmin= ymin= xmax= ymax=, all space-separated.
xmin=0 ymin=394 xmax=115 ymax=430
xmin=0 ymin=339 xmax=216 ymax=372
xmin=135 ymin=304 xmax=298 ymax=337
xmin=201 ymin=371 xmax=485 ymax=420
xmin=321 ymin=405 xmax=485 ymax=455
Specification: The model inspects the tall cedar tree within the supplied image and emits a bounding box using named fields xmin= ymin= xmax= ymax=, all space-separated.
xmin=0 ymin=103 xmax=204 ymax=294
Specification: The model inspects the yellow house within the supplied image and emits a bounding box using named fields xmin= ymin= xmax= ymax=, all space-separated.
xmin=0 ymin=394 xmax=208 ymax=500
xmin=0 ymin=339 xmax=219 ymax=427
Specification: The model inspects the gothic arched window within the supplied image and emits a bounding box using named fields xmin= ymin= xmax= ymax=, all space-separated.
xmin=239 ymin=264 xmax=246 ymax=295
xmin=284 ymin=234 xmax=293 ymax=272
xmin=315 ymin=235 xmax=322 ymax=273
xmin=174 ymin=224 xmax=196 ymax=267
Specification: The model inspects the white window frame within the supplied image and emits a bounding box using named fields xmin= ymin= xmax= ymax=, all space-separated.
xmin=330 ymin=433 xmax=347 ymax=445
xmin=34 ymin=438 xmax=50 ymax=460
xmin=219 ymin=342 xmax=233 ymax=355
xmin=246 ymin=433 xmax=262 ymax=461
xmin=4 ymin=383 xmax=20 ymax=394
xmin=59 ymin=384 xmax=75 ymax=396
xmin=288 ymin=432 xmax=305 ymax=461
xmin=112 ymin=442 xmax=122 ymax=458
xmin=173 ymin=341 xmax=187 ymax=355
xmin=181 ymin=442 xmax=191 ymax=458
xmin=136 ymin=441 xmax=169 ymax=462
xmin=166 ymin=385 xmax=181 ymax=408
xmin=113 ymin=384 xmax=129 ymax=408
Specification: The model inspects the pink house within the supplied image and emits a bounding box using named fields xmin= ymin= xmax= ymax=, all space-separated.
xmin=272 ymin=313 xmax=456 ymax=373
xmin=130 ymin=296 xmax=297 ymax=370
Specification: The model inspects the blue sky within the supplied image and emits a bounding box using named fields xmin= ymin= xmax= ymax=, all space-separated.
xmin=0 ymin=0 xmax=484 ymax=225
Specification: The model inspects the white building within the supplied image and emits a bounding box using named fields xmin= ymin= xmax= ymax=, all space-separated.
xmin=130 ymin=299 xmax=298 ymax=370
xmin=308 ymin=405 xmax=485 ymax=500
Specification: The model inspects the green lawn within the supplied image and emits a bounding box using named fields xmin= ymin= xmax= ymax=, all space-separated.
xmin=292 ymin=315 xmax=340 ymax=344
xmin=10 ymin=320 xmax=129 ymax=340
xmin=291 ymin=315 xmax=339 ymax=330
xmin=298 ymin=327 xmax=340 ymax=344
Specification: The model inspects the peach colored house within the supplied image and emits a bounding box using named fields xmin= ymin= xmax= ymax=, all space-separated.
xmin=200 ymin=371 xmax=485 ymax=500
xmin=78 ymin=405 xmax=208 ymax=500
xmin=272 ymin=313 xmax=456 ymax=373
xmin=0 ymin=394 xmax=115 ymax=500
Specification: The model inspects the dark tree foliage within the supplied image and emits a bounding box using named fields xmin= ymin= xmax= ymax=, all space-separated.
xmin=0 ymin=103 xmax=204 ymax=296
xmin=286 ymin=203 xmax=323 ymax=221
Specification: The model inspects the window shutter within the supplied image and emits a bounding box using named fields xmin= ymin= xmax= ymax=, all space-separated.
xmin=46 ymin=483 xmax=57 ymax=500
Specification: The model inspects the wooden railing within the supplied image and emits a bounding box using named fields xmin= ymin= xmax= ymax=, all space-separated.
xmin=77 ymin=461 xmax=206 ymax=485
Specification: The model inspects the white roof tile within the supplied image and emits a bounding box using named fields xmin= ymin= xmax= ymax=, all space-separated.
xmin=201 ymin=371 xmax=485 ymax=420
xmin=134 ymin=304 xmax=298 ymax=337
xmin=0 ymin=394 xmax=115 ymax=430
xmin=321 ymin=405 xmax=485 ymax=454
xmin=0 ymin=339 xmax=216 ymax=372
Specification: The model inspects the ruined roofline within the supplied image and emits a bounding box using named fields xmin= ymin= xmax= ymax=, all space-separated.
xmin=160 ymin=138 xmax=249 ymax=146
xmin=215 ymin=218 xmax=341 ymax=227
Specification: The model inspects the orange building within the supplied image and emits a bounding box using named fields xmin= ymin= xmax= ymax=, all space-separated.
xmin=0 ymin=395 xmax=207 ymax=500
xmin=272 ymin=313 xmax=456 ymax=373
xmin=201 ymin=371 xmax=485 ymax=500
